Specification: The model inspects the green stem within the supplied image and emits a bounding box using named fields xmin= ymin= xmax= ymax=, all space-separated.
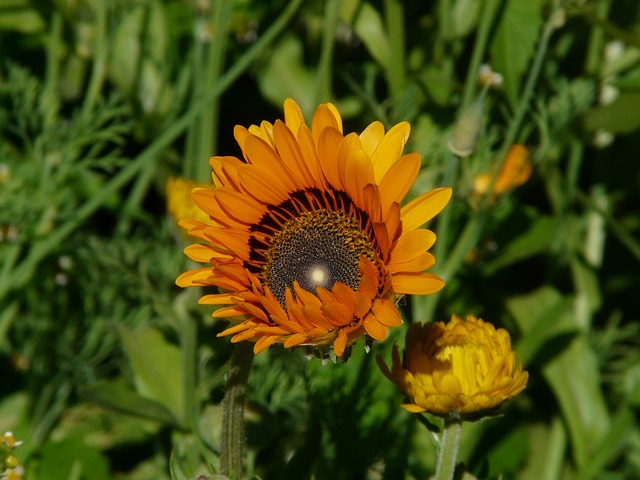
xmin=81 ymin=0 xmax=108 ymax=118
xmin=314 ymin=0 xmax=339 ymax=105
xmin=194 ymin=0 xmax=234 ymax=182
xmin=220 ymin=342 xmax=255 ymax=479
xmin=435 ymin=420 xmax=462 ymax=480
xmin=460 ymin=0 xmax=500 ymax=111
xmin=384 ymin=0 xmax=406 ymax=107
xmin=499 ymin=1 xmax=559 ymax=154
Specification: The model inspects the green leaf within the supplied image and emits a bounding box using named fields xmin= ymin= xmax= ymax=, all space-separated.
xmin=38 ymin=437 xmax=110 ymax=480
xmin=508 ymin=287 xmax=611 ymax=469
xmin=490 ymin=0 xmax=544 ymax=108
xmin=169 ymin=451 xmax=189 ymax=480
xmin=257 ymin=34 xmax=315 ymax=115
xmin=79 ymin=381 xmax=178 ymax=426
xmin=484 ymin=215 xmax=559 ymax=275
xmin=353 ymin=2 xmax=390 ymax=71
xmin=583 ymin=92 xmax=640 ymax=134
xmin=117 ymin=325 xmax=185 ymax=426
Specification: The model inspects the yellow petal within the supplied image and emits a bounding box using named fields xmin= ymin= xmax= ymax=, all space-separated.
xmin=401 ymin=187 xmax=452 ymax=232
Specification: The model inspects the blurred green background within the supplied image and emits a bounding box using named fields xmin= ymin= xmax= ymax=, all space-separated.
xmin=1 ymin=0 xmax=640 ymax=478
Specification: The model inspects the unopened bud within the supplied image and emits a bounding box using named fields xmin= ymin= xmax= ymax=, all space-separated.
xmin=448 ymin=100 xmax=483 ymax=157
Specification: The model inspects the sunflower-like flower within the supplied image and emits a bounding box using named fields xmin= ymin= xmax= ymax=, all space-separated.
xmin=378 ymin=315 xmax=528 ymax=417
xmin=176 ymin=99 xmax=452 ymax=356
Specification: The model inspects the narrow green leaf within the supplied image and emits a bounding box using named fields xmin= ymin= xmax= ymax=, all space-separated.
xmin=490 ymin=0 xmax=544 ymax=108
xmin=79 ymin=381 xmax=178 ymax=426
xmin=117 ymin=325 xmax=185 ymax=426
xmin=353 ymin=2 xmax=390 ymax=71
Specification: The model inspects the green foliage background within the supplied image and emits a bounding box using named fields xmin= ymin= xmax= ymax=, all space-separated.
xmin=1 ymin=0 xmax=640 ymax=478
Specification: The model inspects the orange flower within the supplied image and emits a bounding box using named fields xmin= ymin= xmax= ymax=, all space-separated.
xmin=473 ymin=145 xmax=532 ymax=199
xmin=176 ymin=99 xmax=452 ymax=357
xmin=378 ymin=315 xmax=528 ymax=417
xmin=166 ymin=177 xmax=212 ymax=226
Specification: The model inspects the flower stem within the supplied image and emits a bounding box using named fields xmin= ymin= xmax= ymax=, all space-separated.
xmin=220 ymin=342 xmax=255 ymax=479
xmin=434 ymin=420 xmax=462 ymax=480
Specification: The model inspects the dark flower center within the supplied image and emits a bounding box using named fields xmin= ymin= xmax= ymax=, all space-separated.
xmin=263 ymin=209 xmax=375 ymax=306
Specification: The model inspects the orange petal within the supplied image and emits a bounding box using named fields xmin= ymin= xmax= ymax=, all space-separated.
xmin=391 ymin=272 xmax=445 ymax=295
xmin=388 ymin=252 xmax=436 ymax=274
xmin=371 ymin=299 xmax=402 ymax=326
xmin=359 ymin=121 xmax=385 ymax=157
xmin=390 ymin=229 xmax=437 ymax=264
xmin=283 ymin=98 xmax=306 ymax=137
xmin=273 ymin=120 xmax=316 ymax=188
xmin=253 ymin=334 xmax=279 ymax=353
xmin=379 ymin=152 xmax=421 ymax=215
xmin=176 ymin=268 xmax=212 ymax=287
xmin=333 ymin=329 xmax=348 ymax=356
xmin=400 ymin=187 xmax=452 ymax=232
xmin=284 ymin=332 xmax=310 ymax=348
xmin=371 ymin=122 xmax=410 ymax=182
xmin=362 ymin=314 xmax=389 ymax=340
xmin=312 ymin=103 xmax=342 ymax=143
xmin=317 ymin=127 xmax=345 ymax=191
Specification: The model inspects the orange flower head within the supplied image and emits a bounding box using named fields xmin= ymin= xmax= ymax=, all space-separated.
xmin=176 ymin=99 xmax=452 ymax=357
xmin=378 ymin=315 xmax=528 ymax=418
xmin=166 ymin=177 xmax=212 ymax=226
xmin=473 ymin=144 xmax=532 ymax=200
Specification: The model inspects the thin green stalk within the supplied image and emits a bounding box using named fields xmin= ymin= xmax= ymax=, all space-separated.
xmin=220 ymin=342 xmax=255 ymax=479
xmin=384 ymin=0 xmax=406 ymax=106
xmin=178 ymin=303 xmax=198 ymax=432
xmin=314 ymin=0 xmax=339 ymax=105
xmin=81 ymin=0 xmax=108 ymax=118
xmin=44 ymin=12 xmax=62 ymax=97
xmin=113 ymin=0 xmax=303 ymax=234
xmin=499 ymin=2 xmax=559 ymax=155
xmin=419 ymin=211 xmax=486 ymax=322
xmin=194 ymin=0 xmax=234 ymax=182
xmin=0 ymin=0 xmax=303 ymax=303
xmin=584 ymin=0 xmax=611 ymax=76
xmin=460 ymin=0 xmax=500 ymax=111
xmin=434 ymin=420 xmax=462 ymax=480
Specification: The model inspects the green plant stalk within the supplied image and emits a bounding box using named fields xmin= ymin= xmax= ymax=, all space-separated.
xmin=112 ymin=0 xmax=302 ymax=234
xmin=500 ymin=2 xmax=559 ymax=155
xmin=178 ymin=302 xmax=198 ymax=432
xmin=460 ymin=0 xmax=500 ymax=111
xmin=0 ymin=0 xmax=304 ymax=305
xmin=584 ymin=0 xmax=611 ymax=76
xmin=384 ymin=0 xmax=406 ymax=107
xmin=419 ymin=211 xmax=485 ymax=322
xmin=194 ymin=0 xmax=234 ymax=182
xmin=434 ymin=420 xmax=461 ymax=480
xmin=81 ymin=0 xmax=108 ymax=118
xmin=220 ymin=341 xmax=255 ymax=478
xmin=44 ymin=11 xmax=62 ymax=98
xmin=314 ymin=0 xmax=339 ymax=105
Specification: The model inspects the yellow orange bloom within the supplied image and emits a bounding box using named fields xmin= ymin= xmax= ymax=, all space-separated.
xmin=166 ymin=177 xmax=212 ymax=226
xmin=473 ymin=144 xmax=532 ymax=199
xmin=378 ymin=315 xmax=528 ymax=417
xmin=176 ymin=98 xmax=452 ymax=357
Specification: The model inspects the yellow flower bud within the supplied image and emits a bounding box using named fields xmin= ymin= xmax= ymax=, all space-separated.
xmin=378 ymin=315 xmax=528 ymax=419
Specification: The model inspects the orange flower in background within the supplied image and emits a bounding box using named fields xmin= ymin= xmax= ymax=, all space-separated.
xmin=176 ymin=98 xmax=452 ymax=356
xmin=166 ymin=177 xmax=212 ymax=226
xmin=473 ymin=145 xmax=532 ymax=199
xmin=378 ymin=315 xmax=528 ymax=417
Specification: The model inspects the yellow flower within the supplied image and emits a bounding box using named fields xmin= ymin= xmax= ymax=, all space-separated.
xmin=378 ymin=315 xmax=528 ymax=417
xmin=176 ymin=98 xmax=452 ymax=357
xmin=166 ymin=176 xmax=212 ymax=226
xmin=473 ymin=145 xmax=532 ymax=200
